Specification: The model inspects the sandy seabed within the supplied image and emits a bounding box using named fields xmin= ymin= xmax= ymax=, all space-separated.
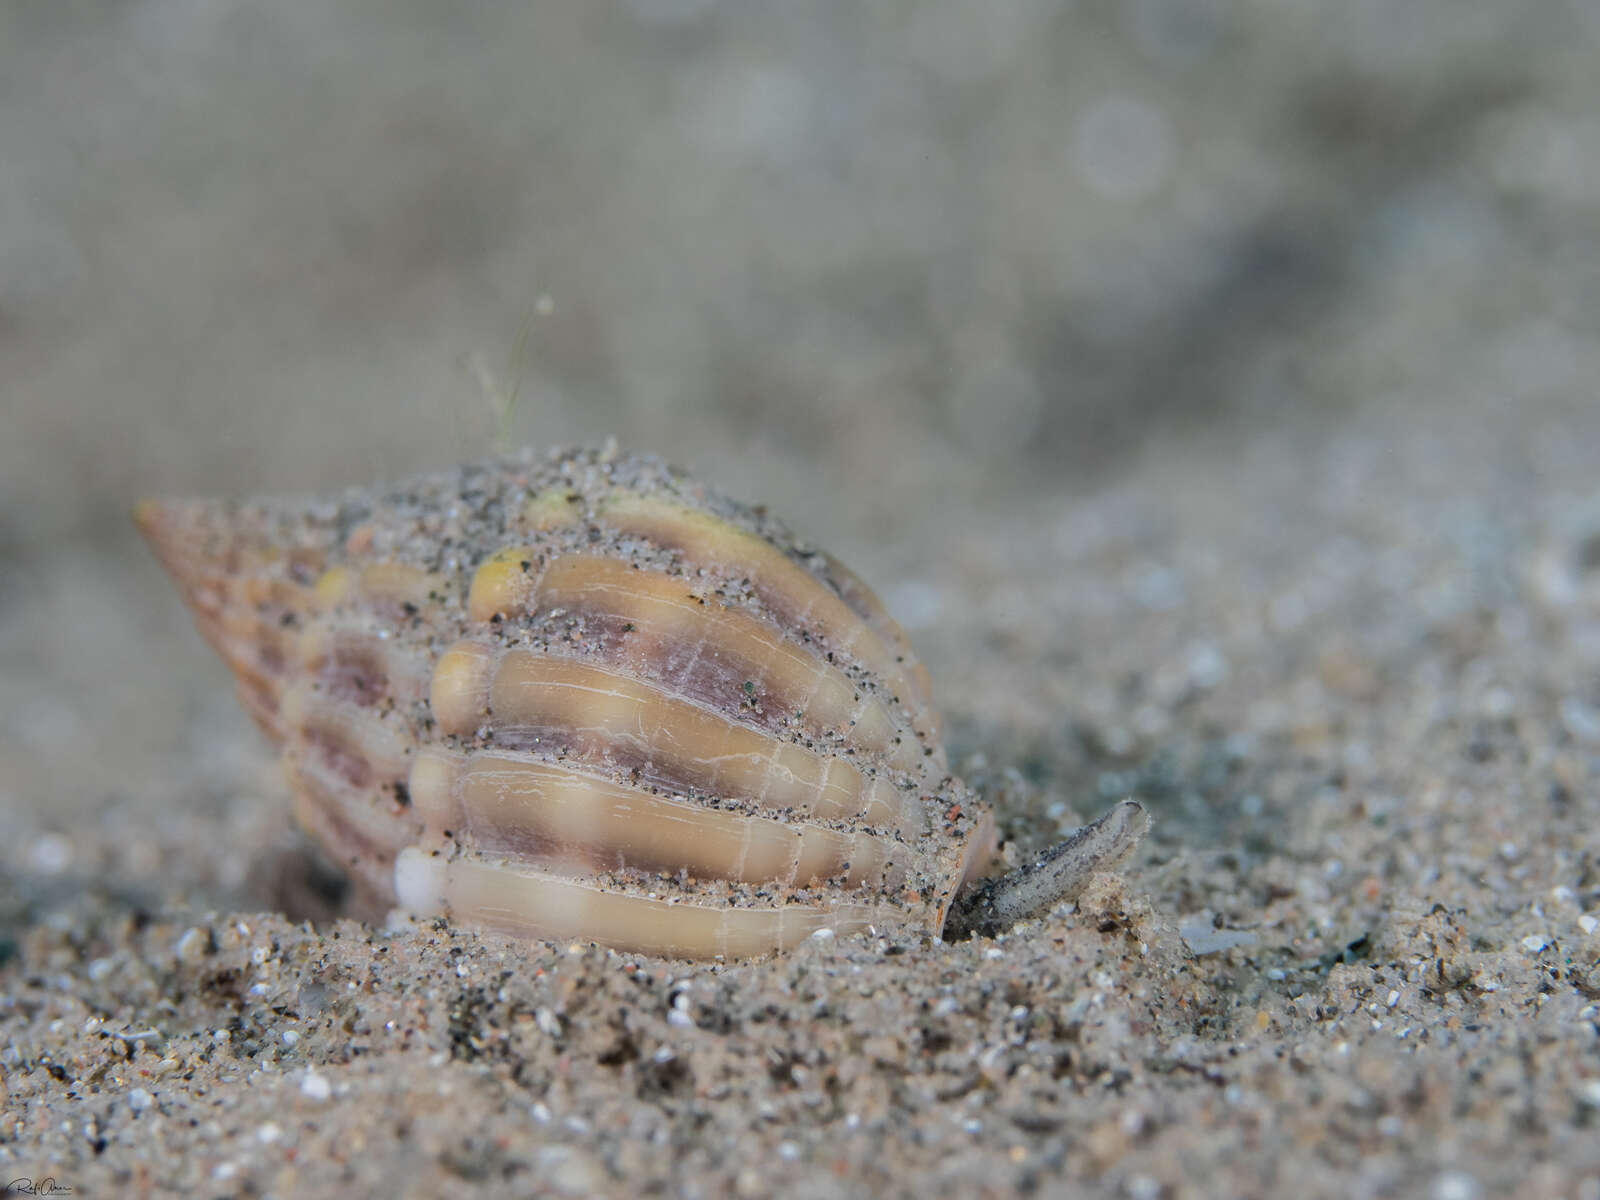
xmin=2 ymin=393 xmax=1597 ymax=1199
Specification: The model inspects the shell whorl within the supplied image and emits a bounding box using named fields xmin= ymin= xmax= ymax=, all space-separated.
xmin=139 ymin=448 xmax=996 ymax=958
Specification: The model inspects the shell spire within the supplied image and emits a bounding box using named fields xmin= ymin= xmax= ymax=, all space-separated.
xmin=140 ymin=446 xmax=1145 ymax=958
xmin=136 ymin=496 xmax=331 ymax=740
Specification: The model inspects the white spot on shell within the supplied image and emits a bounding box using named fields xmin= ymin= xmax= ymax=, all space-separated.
xmin=393 ymin=848 xmax=445 ymax=914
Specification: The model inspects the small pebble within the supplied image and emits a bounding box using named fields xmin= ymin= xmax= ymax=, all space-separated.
xmin=127 ymin=1088 xmax=153 ymax=1113
xmin=1178 ymin=914 xmax=1259 ymax=956
xmin=175 ymin=928 xmax=209 ymax=964
xmin=1559 ymin=698 xmax=1600 ymax=744
xmin=1186 ymin=641 xmax=1229 ymax=689
xmin=1133 ymin=564 xmax=1183 ymax=611
xmin=29 ymin=833 xmax=72 ymax=875
xmin=1481 ymin=688 xmax=1515 ymax=719
xmin=300 ymin=1072 xmax=332 ymax=1101
xmin=533 ymin=1146 xmax=609 ymax=1196
xmin=1433 ymin=1170 xmax=1481 ymax=1200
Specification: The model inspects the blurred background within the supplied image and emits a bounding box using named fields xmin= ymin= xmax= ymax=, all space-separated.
xmin=3 ymin=1 xmax=1598 ymax=904
xmin=7 ymin=0 xmax=1597 ymax=539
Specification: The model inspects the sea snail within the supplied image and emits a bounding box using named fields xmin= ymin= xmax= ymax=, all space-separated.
xmin=139 ymin=446 xmax=1147 ymax=959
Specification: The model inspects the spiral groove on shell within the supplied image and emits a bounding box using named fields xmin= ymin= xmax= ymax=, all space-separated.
xmin=139 ymin=447 xmax=998 ymax=958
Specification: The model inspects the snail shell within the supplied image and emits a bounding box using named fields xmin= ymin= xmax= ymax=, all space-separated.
xmin=139 ymin=446 xmax=1000 ymax=958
